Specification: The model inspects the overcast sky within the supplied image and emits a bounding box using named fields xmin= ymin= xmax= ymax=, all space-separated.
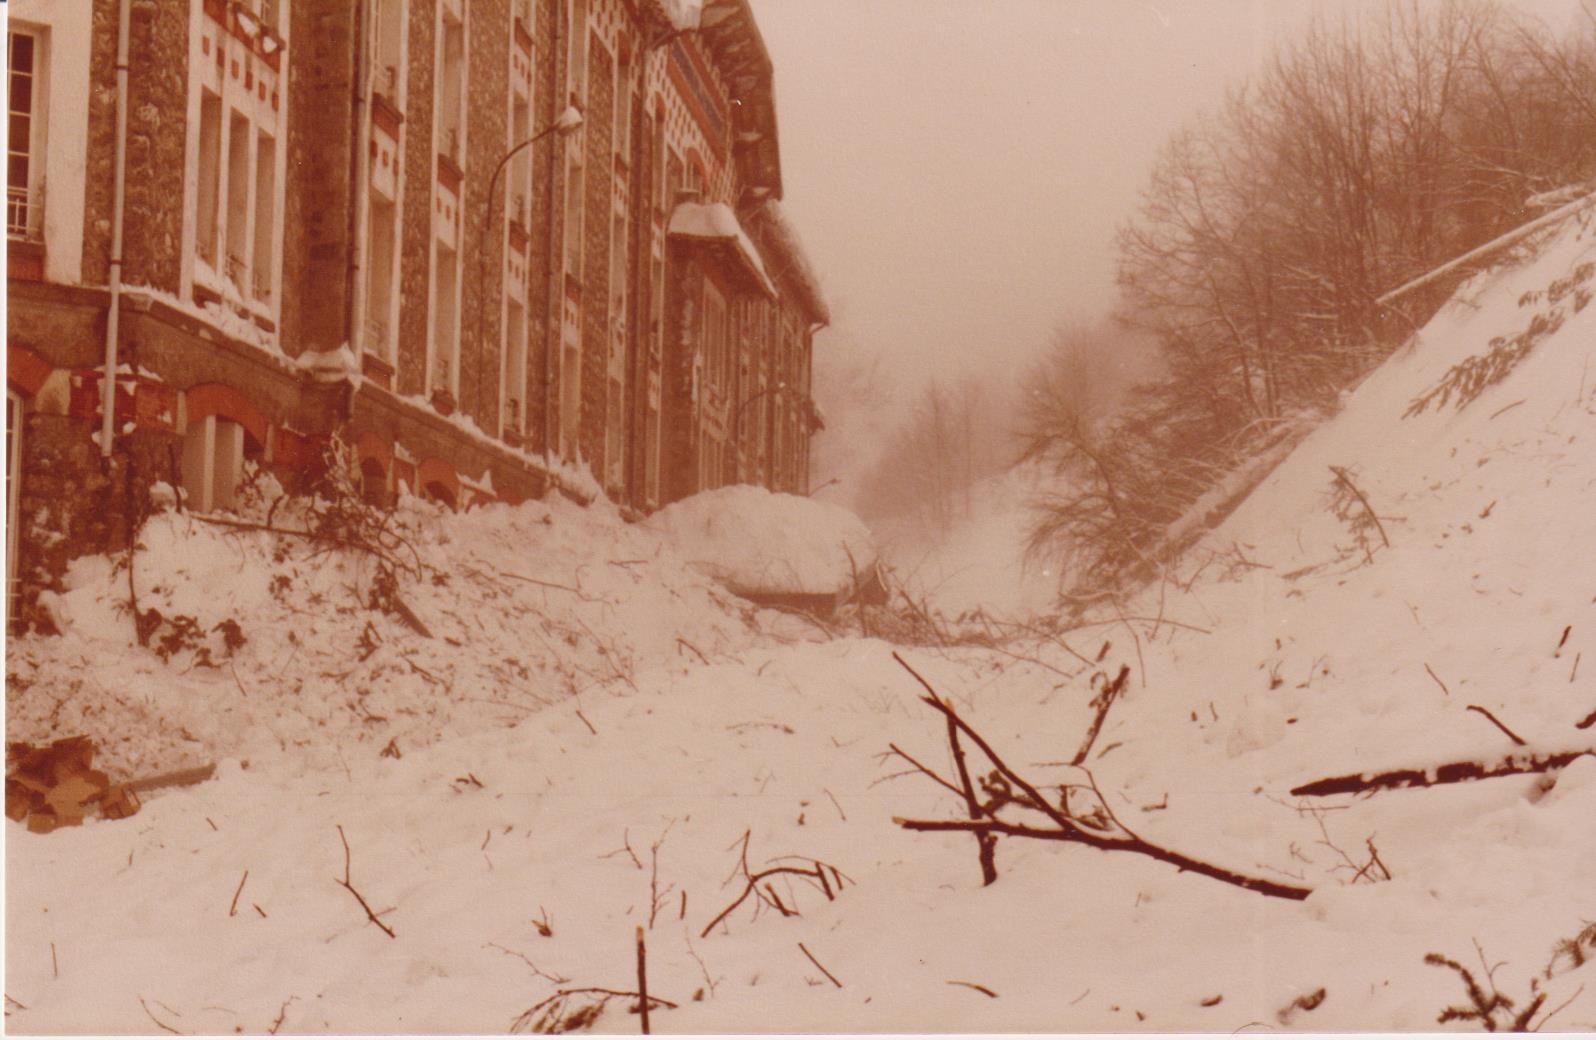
xmin=752 ymin=0 xmax=1590 ymax=411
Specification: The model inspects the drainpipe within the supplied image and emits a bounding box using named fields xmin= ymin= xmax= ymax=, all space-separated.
xmin=540 ymin=0 xmax=565 ymax=479
xmin=99 ymin=0 xmax=133 ymax=458
xmin=349 ymin=0 xmax=373 ymax=363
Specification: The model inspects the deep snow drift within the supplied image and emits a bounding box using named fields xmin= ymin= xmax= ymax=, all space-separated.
xmin=6 ymin=213 xmax=1596 ymax=1034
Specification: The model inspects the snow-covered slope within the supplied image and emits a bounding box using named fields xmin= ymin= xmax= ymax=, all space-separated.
xmin=5 ymin=213 xmax=1596 ymax=1034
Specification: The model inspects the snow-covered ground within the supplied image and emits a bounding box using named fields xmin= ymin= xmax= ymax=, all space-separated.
xmin=7 ymin=214 xmax=1596 ymax=1034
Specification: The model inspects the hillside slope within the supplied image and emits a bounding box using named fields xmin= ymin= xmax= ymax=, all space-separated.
xmin=5 ymin=212 xmax=1595 ymax=1034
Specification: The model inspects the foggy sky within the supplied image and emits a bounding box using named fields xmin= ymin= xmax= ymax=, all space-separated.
xmin=751 ymin=0 xmax=1589 ymax=447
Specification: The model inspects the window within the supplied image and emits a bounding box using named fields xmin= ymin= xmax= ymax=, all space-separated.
xmin=610 ymin=213 xmax=627 ymax=332
xmin=365 ymin=196 xmax=397 ymax=359
xmin=605 ymin=376 xmax=623 ymax=488
xmin=225 ymin=110 xmax=252 ymax=293
xmin=7 ymin=30 xmax=43 ymax=240
xmin=614 ymin=48 xmax=631 ymax=160
xmin=252 ymin=131 xmax=276 ymax=302
xmin=505 ymin=297 xmax=527 ymax=438
xmin=439 ymin=17 xmax=464 ymax=164
xmin=569 ymin=0 xmax=588 ymax=100
xmin=702 ymin=282 xmax=728 ymax=396
xmin=181 ymin=416 xmax=245 ymax=513
xmin=432 ymin=244 xmax=459 ymax=396
xmin=560 ymin=339 xmax=581 ymax=456
xmin=373 ymin=0 xmax=404 ymax=99
xmin=510 ymin=98 xmax=531 ymax=226
xmin=564 ymin=151 xmax=585 ymax=275
xmin=196 ymin=90 xmax=223 ymax=268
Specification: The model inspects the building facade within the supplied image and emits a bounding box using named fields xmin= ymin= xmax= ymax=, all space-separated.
xmin=5 ymin=0 xmax=829 ymax=625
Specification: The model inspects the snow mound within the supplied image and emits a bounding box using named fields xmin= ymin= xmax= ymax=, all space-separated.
xmin=645 ymin=484 xmax=876 ymax=598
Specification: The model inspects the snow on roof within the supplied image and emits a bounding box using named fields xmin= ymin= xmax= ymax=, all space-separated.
xmin=759 ymin=199 xmax=829 ymax=324
xmin=668 ymin=201 xmax=776 ymax=297
xmin=659 ymin=0 xmax=702 ymax=30
xmin=645 ymin=484 xmax=875 ymax=597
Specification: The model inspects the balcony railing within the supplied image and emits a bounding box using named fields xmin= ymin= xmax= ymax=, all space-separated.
xmin=7 ymin=187 xmax=32 ymax=239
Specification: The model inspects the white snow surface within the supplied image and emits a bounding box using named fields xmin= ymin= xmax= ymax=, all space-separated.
xmin=645 ymin=483 xmax=876 ymax=597
xmin=6 ymin=215 xmax=1596 ymax=1034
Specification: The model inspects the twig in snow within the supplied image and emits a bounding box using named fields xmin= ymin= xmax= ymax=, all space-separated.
xmin=266 ymin=997 xmax=297 ymax=1035
xmin=50 ymin=943 xmax=58 ymax=979
xmin=532 ymin=906 xmax=553 ymax=937
xmin=1534 ymin=984 xmax=1586 ymax=1032
xmin=485 ymin=943 xmax=570 ymax=984
xmin=822 ymin=788 xmax=846 ymax=821
xmin=1489 ymin=398 xmax=1527 ymax=420
xmin=1424 ymin=663 xmax=1451 ymax=696
xmin=1576 ymin=706 xmax=1596 ymax=730
xmin=1571 ymin=653 xmax=1582 ymax=685
xmin=333 ymin=825 xmax=396 ymax=938
xmin=700 ymin=832 xmax=847 ymax=937
xmin=647 ymin=822 xmax=677 ymax=930
xmin=138 ymin=996 xmax=185 ymax=1035
xmin=798 ymin=942 xmax=843 ymax=988
xmin=575 ymin=709 xmax=598 ymax=735
xmin=1466 ymin=704 xmax=1528 ymax=746
xmin=675 ymin=638 xmax=710 ymax=666
xmin=947 ymin=979 xmax=997 ymax=998
xmin=600 ymin=829 xmax=644 ymax=870
xmin=229 ymin=871 xmax=248 ymax=917
xmin=1072 ymin=664 xmax=1130 ymax=766
xmin=508 ymin=987 xmax=677 ymax=1034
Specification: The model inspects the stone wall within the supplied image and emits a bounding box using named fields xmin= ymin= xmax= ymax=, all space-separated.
xmin=396 ymin=0 xmax=438 ymax=398
xmin=281 ymin=0 xmax=357 ymax=357
xmin=579 ymin=31 xmax=615 ymax=474
xmin=458 ymin=0 xmax=509 ymax=435
xmin=81 ymin=0 xmax=189 ymax=294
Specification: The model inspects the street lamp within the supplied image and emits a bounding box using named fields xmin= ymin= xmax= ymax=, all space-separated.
xmin=472 ymin=105 xmax=583 ymax=428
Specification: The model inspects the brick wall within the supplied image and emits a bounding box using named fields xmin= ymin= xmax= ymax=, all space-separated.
xmin=578 ymin=32 xmax=615 ymax=476
xmin=282 ymin=0 xmax=357 ymax=357
xmin=458 ymin=0 xmax=509 ymax=435
xmin=523 ymin=0 xmax=562 ymax=458
xmin=396 ymin=0 xmax=438 ymax=398
xmin=82 ymin=0 xmax=189 ymax=294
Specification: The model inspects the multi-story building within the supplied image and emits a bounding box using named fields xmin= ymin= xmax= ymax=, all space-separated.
xmin=5 ymin=0 xmax=829 ymax=625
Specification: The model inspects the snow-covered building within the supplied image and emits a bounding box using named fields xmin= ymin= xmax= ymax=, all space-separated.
xmin=5 ymin=0 xmax=828 ymax=625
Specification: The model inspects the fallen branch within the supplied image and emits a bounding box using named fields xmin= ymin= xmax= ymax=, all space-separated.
xmin=636 ymin=928 xmax=651 ymax=1035
xmin=137 ymin=996 xmax=185 ymax=1035
xmin=889 ymin=652 xmax=1312 ymax=901
xmin=333 ymin=825 xmax=396 ymax=939
xmin=1465 ymin=704 xmax=1528 ymax=746
xmin=700 ymin=832 xmax=848 ymax=937
xmin=1291 ymin=748 xmax=1594 ymax=797
xmin=798 ymin=942 xmax=843 ymax=988
xmin=229 ymin=871 xmax=248 ymax=917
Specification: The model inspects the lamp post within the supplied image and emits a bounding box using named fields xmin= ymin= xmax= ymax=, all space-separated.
xmin=472 ymin=105 xmax=583 ymax=431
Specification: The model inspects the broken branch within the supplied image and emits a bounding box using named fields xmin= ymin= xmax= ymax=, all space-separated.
xmin=334 ymin=825 xmax=396 ymax=939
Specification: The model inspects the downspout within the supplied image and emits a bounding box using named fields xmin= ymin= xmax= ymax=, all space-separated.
xmin=541 ymin=0 xmax=565 ymax=480
xmin=99 ymin=0 xmax=133 ymax=458
xmin=349 ymin=0 xmax=373 ymax=362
